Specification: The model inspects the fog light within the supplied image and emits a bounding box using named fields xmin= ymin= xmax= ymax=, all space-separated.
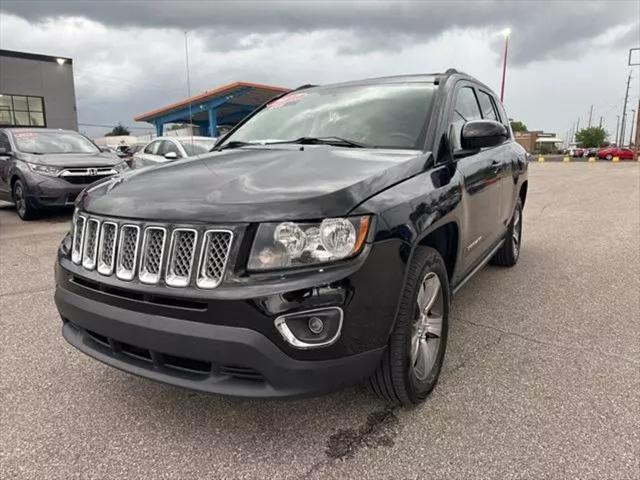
xmin=274 ymin=307 xmax=343 ymax=349
xmin=308 ymin=317 xmax=324 ymax=334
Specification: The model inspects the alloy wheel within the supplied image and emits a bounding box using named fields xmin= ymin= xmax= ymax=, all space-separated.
xmin=512 ymin=206 xmax=522 ymax=258
xmin=14 ymin=183 xmax=26 ymax=217
xmin=410 ymin=272 xmax=444 ymax=381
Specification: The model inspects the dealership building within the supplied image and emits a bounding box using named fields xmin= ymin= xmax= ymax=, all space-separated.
xmin=0 ymin=49 xmax=78 ymax=130
xmin=134 ymin=81 xmax=289 ymax=137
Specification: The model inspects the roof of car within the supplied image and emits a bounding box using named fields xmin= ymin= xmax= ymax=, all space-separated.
xmin=309 ymin=69 xmax=476 ymax=89
xmin=2 ymin=127 xmax=76 ymax=134
xmin=302 ymin=69 xmax=495 ymax=96
xmin=154 ymin=136 xmax=216 ymax=142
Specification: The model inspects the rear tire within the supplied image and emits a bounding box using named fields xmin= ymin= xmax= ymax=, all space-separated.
xmin=368 ymin=247 xmax=450 ymax=406
xmin=605 ymin=154 xmax=613 ymax=161
xmin=12 ymin=179 xmax=37 ymax=221
xmin=491 ymin=198 xmax=523 ymax=267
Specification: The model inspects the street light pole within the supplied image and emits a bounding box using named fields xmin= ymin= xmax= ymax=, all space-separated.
xmin=615 ymin=115 xmax=620 ymax=145
xmin=500 ymin=29 xmax=511 ymax=103
xmin=620 ymin=71 xmax=632 ymax=147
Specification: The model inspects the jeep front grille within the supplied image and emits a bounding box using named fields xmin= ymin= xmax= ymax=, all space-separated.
xmin=97 ymin=222 xmax=118 ymax=275
xmin=81 ymin=219 xmax=100 ymax=270
xmin=70 ymin=215 xmax=233 ymax=289
xmin=197 ymin=230 xmax=233 ymax=289
xmin=71 ymin=214 xmax=86 ymax=264
xmin=139 ymin=227 xmax=166 ymax=284
xmin=166 ymin=229 xmax=197 ymax=287
xmin=116 ymin=225 xmax=140 ymax=281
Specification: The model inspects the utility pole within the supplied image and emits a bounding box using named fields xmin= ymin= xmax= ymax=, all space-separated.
xmin=615 ymin=115 xmax=620 ymax=145
xmin=500 ymin=30 xmax=510 ymax=102
xmin=184 ymin=31 xmax=194 ymax=139
xmin=635 ymin=100 xmax=640 ymax=160
xmin=599 ymin=116 xmax=603 ymax=128
xmin=588 ymin=105 xmax=593 ymax=128
xmin=629 ymin=109 xmax=636 ymax=146
xmin=619 ymin=71 xmax=632 ymax=147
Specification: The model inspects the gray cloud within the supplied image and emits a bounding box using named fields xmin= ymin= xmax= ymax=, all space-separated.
xmin=2 ymin=0 xmax=638 ymax=64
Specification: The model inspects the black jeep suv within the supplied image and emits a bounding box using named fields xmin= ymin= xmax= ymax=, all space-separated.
xmin=54 ymin=70 xmax=528 ymax=405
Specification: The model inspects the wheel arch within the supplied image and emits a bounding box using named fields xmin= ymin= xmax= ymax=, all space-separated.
xmin=10 ymin=173 xmax=24 ymax=193
xmin=519 ymin=180 xmax=528 ymax=208
xmin=416 ymin=221 xmax=459 ymax=282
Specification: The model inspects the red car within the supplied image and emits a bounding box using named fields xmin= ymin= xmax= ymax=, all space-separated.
xmin=597 ymin=147 xmax=635 ymax=160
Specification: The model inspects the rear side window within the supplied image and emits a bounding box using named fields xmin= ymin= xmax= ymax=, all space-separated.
xmin=476 ymin=90 xmax=499 ymax=121
xmin=450 ymin=86 xmax=482 ymax=149
xmin=493 ymin=98 xmax=512 ymax=138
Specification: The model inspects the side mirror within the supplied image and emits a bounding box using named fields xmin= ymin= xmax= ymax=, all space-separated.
xmin=461 ymin=120 xmax=508 ymax=150
xmin=164 ymin=151 xmax=179 ymax=160
xmin=0 ymin=147 xmax=11 ymax=157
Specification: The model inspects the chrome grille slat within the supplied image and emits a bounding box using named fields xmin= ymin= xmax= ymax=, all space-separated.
xmin=73 ymin=215 xmax=232 ymax=290
xmin=116 ymin=225 xmax=140 ymax=281
xmin=97 ymin=222 xmax=118 ymax=275
xmin=166 ymin=229 xmax=197 ymax=287
xmin=71 ymin=215 xmax=86 ymax=264
xmin=81 ymin=219 xmax=100 ymax=270
xmin=197 ymin=230 xmax=233 ymax=289
xmin=139 ymin=227 xmax=167 ymax=285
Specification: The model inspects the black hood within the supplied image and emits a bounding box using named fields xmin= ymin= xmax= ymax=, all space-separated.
xmin=20 ymin=151 xmax=122 ymax=167
xmin=81 ymin=146 xmax=430 ymax=222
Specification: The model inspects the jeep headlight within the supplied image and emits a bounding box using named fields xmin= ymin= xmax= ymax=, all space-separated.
xmin=247 ymin=216 xmax=371 ymax=271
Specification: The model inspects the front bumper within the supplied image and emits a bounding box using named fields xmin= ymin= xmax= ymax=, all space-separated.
xmin=54 ymin=239 xmax=407 ymax=398
xmin=25 ymin=174 xmax=86 ymax=207
xmin=24 ymin=171 xmax=112 ymax=208
xmin=58 ymin=287 xmax=383 ymax=398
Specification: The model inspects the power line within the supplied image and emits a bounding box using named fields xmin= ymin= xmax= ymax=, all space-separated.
xmin=78 ymin=122 xmax=154 ymax=130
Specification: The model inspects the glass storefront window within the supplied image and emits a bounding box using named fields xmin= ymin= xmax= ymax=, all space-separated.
xmin=0 ymin=94 xmax=47 ymax=127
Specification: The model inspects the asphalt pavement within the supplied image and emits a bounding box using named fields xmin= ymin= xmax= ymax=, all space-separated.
xmin=1 ymin=162 xmax=639 ymax=479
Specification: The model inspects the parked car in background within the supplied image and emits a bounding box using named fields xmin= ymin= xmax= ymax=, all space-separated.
xmin=597 ymin=146 xmax=634 ymax=160
xmin=584 ymin=148 xmax=598 ymax=157
xmin=56 ymin=70 xmax=528 ymax=405
xmin=119 ymin=142 xmax=146 ymax=166
xmin=0 ymin=128 xmax=127 ymax=220
xmin=131 ymin=136 xmax=216 ymax=169
xmin=571 ymin=148 xmax=584 ymax=157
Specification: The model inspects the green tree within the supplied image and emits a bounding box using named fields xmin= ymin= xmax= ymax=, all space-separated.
xmin=575 ymin=126 xmax=607 ymax=148
xmin=105 ymin=123 xmax=130 ymax=136
xmin=510 ymin=121 xmax=527 ymax=133
xmin=168 ymin=123 xmax=189 ymax=131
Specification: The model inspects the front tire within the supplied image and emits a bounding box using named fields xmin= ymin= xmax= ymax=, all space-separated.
xmin=491 ymin=198 xmax=523 ymax=267
xmin=369 ymin=247 xmax=450 ymax=406
xmin=12 ymin=179 xmax=37 ymax=220
xmin=605 ymin=154 xmax=613 ymax=161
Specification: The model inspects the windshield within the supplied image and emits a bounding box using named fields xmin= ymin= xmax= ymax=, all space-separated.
xmin=179 ymin=139 xmax=217 ymax=156
xmin=223 ymin=83 xmax=435 ymax=149
xmin=13 ymin=130 xmax=99 ymax=154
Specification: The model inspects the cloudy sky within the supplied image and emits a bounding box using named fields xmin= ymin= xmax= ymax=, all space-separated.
xmin=1 ymin=0 xmax=638 ymax=141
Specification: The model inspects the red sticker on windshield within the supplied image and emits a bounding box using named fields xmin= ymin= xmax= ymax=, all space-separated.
xmin=266 ymin=92 xmax=306 ymax=109
xmin=14 ymin=132 xmax=38 ymax=139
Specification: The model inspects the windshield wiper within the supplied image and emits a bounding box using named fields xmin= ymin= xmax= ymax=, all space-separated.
xmin=267 ymin=136 xmax=370 ymax=148
xmin=215 ymin=140 xmax=258 ymax=151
